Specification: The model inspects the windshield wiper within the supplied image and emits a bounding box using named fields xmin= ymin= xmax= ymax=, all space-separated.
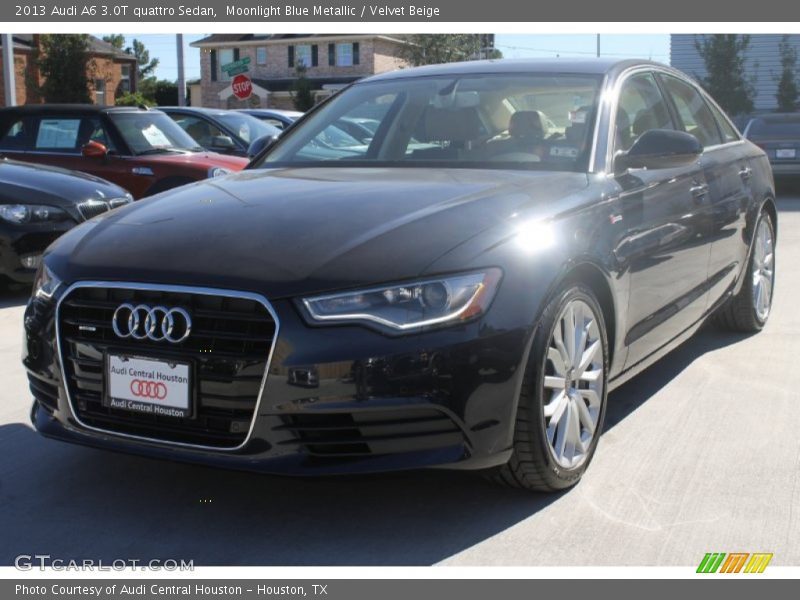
xmin=136 ymin=148 xmax=184 ymax=156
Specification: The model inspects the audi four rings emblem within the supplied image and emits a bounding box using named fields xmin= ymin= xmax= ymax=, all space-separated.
xmin=112 ymin=303 xmax=192 ymax=343
xmin=130 ymin=379 xmax=168 ymax=400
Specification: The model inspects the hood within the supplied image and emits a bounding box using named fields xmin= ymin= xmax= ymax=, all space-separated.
xmin=0 ymin=158 xmax=127 ymax=206
xmin=47 ymin=167 xmax=588 ymax=298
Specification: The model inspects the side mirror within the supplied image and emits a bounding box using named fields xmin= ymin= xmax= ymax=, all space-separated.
xmin=210 ymin=135 xmax=236 ymax=151
xmin=82 ymin=140 xmax=108 ymax=158
xmin=247 ymin=134 xmax=279 ymax=159
xmin=615 ymin=129 xmax=702 ymax=173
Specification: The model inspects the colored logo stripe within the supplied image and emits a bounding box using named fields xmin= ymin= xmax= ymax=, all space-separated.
xmin=697 ymin=552 xmax=773 ymax=573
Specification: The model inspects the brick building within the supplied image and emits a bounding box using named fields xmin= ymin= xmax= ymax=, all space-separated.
xmin=0 ymin=34 xmax=138 ymax=107
xmin=190 ymin=34 xmax=410 ymax=109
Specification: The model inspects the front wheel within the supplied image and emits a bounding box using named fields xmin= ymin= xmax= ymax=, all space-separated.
xmin=714 ymin=210 xmax=776 ymax=332
xmin=487 ymin=283 xmax=609 ymax=492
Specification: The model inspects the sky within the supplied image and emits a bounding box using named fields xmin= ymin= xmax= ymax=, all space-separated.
xmin=92 ymin=34 xmax=671 ymax=83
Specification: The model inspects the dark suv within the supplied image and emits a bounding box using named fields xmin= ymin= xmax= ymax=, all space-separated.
xmin=0 ymin=105 xmax=248 ymax=198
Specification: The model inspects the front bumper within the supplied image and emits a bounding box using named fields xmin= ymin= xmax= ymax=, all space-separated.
xmin=24 ymin=287 xmax=528 ymax=475
xmin=0 ymin=221 xmax=76 ymax=283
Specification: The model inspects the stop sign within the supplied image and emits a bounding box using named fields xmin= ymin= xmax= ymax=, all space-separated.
xmin=231 ymin=74 xmax=252 ymax=100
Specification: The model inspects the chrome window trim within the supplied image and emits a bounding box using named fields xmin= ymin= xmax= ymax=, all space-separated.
xmin=55 ymin=281 xmax=281 ymax=453
xmin=599 ymin=64 xmax=743 ymax=175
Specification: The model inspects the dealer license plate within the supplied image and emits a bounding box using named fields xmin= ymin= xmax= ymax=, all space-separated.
xmin=106 ymin=354 xmax=191 ymax=418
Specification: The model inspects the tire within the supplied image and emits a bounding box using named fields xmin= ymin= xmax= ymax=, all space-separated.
xmin=714 ymin=209 xmax=776 ymax=333
xmin=486 ymin=283 xmax=609 ymax=492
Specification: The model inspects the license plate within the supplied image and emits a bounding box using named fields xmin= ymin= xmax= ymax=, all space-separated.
xmin=106 ymin=354 xmax=191 ymax=418
xmin=776 ymin=149 xmax=796 ymax=159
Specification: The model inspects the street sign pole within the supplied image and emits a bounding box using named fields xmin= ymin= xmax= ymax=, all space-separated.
xmin=2 ymin=33 xmax=16 ymax=107
xmin=176 ymin=34 xmax=186 ymax=106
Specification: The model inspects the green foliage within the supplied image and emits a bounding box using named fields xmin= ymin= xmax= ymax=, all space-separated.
xmin=35 ymin=34 xmax=94 ymax=103
xmin=694 ymin=34 xmax=755 ymax=116
xmin=102 ymin=34 xmax=125 ymax=50
xmin=776 ymin=35 xmax=799 ymax=112
xmin=291 ymin=64 xmax=315 ymax=112
xmin=115 ymin=91 xmax=154 ymax=107
xmin=400 ymin=35 xmax=501 ymax=67
xmin=153 ymin=80 xmax=179 ymax=106
xmin=127 ymin=38 xmax=159 ymax=80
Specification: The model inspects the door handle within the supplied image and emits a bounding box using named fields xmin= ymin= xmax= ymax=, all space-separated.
xmin=739 ymin=166 xmax=753 ymax=180
xmin=690 ymin=183 xmax=709 ymax=200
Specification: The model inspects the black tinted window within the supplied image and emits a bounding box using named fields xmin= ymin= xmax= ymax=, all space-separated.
xmin=0 ymin=117 xmax=37 ymax=151
xmin=615 ymin=72 xmax=674 ymax=153
xmin=660 ymin=75 xmax=723 ymax=147
xmin=747 ymin=117 xmax=800 ymax=139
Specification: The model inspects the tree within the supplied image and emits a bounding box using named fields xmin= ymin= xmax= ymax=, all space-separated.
xmin=291 ymin=64 xmax=315 ymax=112
xmin=35 ymin=34 xmax=94 ymax=103
xmin=775 ymin=35 xmax=799 ymax=112
xmin=115 ymin=91 xmax=154 ymax=107
xmin=400 ymin=34 xmax=501 ymax=67
xmin=102 ymin=34 xmax=125 ymax=50
xmin=127 ymin=38 xmax=159 ymax=80
xmin=694 ymin=34 xmax=755 ymax=116
xmin=153 ymin=80 xmax=179 ymax=106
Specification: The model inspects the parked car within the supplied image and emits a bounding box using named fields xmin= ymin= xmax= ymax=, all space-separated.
xmin=743 ymin=113 xmax=800 ymax=177
xmin=0 ymin=105 xmax=248 ymax=199
xmin=238 ymin=108 xmax=303 ymax=130
xmin=161 ymin=107 xmax=282 ymax=158
xmin=24 ymin=59 xmax=776 ymax=492
xmin=0 ymin=157 xmax=131 ymax=285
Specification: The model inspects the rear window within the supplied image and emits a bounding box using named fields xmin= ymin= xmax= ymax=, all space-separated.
xmin=748 ymin=117 xmax=800 ymax=139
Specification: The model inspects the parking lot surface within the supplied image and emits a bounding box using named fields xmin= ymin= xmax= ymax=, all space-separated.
xmin=1 ymin=193 xmax=798 ymax=567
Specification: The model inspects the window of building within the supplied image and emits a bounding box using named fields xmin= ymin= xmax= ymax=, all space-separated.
xmin=120 ymin=64 xmax=131 ymax=93
xmin=336 ymin=43 xmax=353 ymax=67
xmin=256 ymin=47 xmax=267 ymax=65
xmin=295 ymin=45 xmax=312 ymax=67
xmin=94 ymin=79 xmax=107 ymax=106
xmin=219 ymin=48 xmax=235 ymax=81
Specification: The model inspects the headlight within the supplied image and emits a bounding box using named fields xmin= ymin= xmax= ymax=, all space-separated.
xmin=0 ymin=204 xmax=68 ymax=224
xmin=31 ymin=264 xmax=63 ymax=300
xmin=301 ymin=269 xmax=502 ymax=332
xmin=208 ymin=167 xmax=232 ymax=178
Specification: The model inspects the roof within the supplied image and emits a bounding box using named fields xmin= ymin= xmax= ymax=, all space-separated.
xmin=251 ymin=76 xmax=362 ymax=93
xmin=1 ymin=34 xmax=136 ymax=61
xmin=191 ymin=33 xmax=407 ymax=47
xmin=0 ymin=104 xmax=152 ymax=115
xmin=362 ymin=57 xmax=665 ymax=83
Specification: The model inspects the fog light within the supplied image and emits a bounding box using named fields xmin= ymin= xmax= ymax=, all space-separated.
xmin=20 ymin=254 xmax=42 ymax=269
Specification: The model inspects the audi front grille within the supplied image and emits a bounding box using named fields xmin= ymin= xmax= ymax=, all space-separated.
xmin=56 ymin=283 xmax=278 ymax=450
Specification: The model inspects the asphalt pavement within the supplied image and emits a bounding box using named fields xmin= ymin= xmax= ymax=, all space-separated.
xmin=0 ymin=192 xmax=798 ymax=567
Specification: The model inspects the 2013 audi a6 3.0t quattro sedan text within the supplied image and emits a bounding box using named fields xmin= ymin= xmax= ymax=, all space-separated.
xmin=23 ymin=59 xmax=776 ymax=491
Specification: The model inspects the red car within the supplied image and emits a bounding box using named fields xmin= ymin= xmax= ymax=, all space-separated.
xmin=0 ymin=105 xmax=247 ymax=198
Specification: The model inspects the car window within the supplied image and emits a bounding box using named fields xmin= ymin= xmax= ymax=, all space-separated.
xmin=0 ymin=117 xmax=37 ymax=151
xmin=215 ymin=112 xmax=278 ymax=144
xmin=254 ymin=73 xmax=603 ymax=172
xmin=264 ymin=118 xmax=286 ymax=130
xmin=172 ymin=115 xmax=226 ymax=147
xmin=659 ymin=75 xmax=723 ymax=147
xmin=34 ymin=118 xmax=83 ymax=152
xmin=706 ymin=100 xmax=740 ymax=143
xmin=107 ymin=111 xmax=203 ymax=155
xmin=615 ymin=73 xmax=674 ymax=153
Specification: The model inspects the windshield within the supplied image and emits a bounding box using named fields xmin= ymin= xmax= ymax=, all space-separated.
xmin=216 ymin=112 xmax=280 ymax=144
xmin=251 ymin=73 xmax=602 ymax=172
xmin=748 ymin=117 xmax=800 ymax=140
xmin=109 ymin=111 xmax=203 ymax=154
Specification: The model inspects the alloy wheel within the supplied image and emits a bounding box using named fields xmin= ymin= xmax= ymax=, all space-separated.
xmin=751 ymin=218 xmax=775 ymax=322
xmin=542 ymin=299 xmax=605 ymax=469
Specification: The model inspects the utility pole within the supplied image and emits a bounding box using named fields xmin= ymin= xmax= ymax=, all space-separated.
xmin=2 ymin=34 xmax=16 ymax=107
xmin=176 ymin=34 xmax=186 ymax=106
xmin=596 ymin=34 xmax=601 ymax=58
